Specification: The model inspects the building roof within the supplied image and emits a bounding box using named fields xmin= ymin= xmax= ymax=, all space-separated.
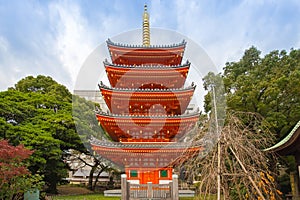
xmin=104 ymin=61 xmax=190 ymax=89
xmin=107 ymin=39 xmax=186 ymax=66
xmin=90 ymin=137 xmax=202 ymax=149
xmin=107 ymin=38 xmax=186 ymax=49
xmin=265 ymin=121 xmax=300 ymax=156
xmin=95 ymin=109 xmax=199 ymax=119
xmin=98 ymin=83 xmax=196 ymax=116
xmin=103 ymin=59 xmax=190 ymax=69
xmin=90 ymin=137 xmax=203 ymax=168
xmin=95 ymin=110 xmax=199 ymax=142
xmin=98 ymin=82 xmax=196 ymax=92
xmin=73 ymin=168 xmax=109 ymax=177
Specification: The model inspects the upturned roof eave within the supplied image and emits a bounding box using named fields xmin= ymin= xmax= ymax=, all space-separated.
xmin=90 ymin=137 xmax=202 ymax=150
xmin=106 ymin=38 xmax=187 ymax=49
xmin=103 ymin=59 xmax=191 ymax=69
xmin=98 ymin=82 xmax=196 ymax=92
xmin=264 ymin=121 xmax=300 ymax=155
xmin=95 ymin=110 xmax=200 ymax=119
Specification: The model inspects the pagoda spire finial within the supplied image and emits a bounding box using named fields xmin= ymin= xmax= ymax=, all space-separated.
xmin=143 ymin=4 xmax=150 ymax=47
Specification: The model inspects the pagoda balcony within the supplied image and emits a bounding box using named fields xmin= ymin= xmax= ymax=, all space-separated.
xmin=107 ymin=39 xmax=186 ymax=66
xmin=99 ymin=83 xmax=196 ymax=115
xmin=95 ymin=111 xmax=199 ymax=142
xmin=104 ymin=60 xmax=190 ymax=89
xmin=90 ymin=137 xmax=203 ymax=168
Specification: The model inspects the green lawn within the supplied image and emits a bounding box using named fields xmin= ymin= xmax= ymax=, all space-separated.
xmin=51 ymin=194 xmax=196 ymax=200
xmin=52 ymin=194 xmax=119 ymax=200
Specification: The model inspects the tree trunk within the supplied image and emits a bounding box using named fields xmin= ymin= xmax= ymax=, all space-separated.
xmin=88 ymin=160 xmax=99 ymax=190
xmin=92 ymin=166 xmax=108 ymax=190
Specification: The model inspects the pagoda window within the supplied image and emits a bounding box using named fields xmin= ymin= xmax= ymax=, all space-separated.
xmin=130 ymin=170 xmax=138 ymax=178
xmin=160 ymin=170 xmax=168 ymax=178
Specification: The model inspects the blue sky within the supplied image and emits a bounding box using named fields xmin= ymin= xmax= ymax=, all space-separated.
xmin=0 ymin=0 xmax=300 ymax=91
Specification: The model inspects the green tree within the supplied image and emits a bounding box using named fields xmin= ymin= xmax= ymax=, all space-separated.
xmin=72 ymin=95 xmax=112 ymax=191
xmin=0 ymin=75 xmax=112 ymax=193
xmin=222 ymin=47 xmax=300 ymax=137
xmin=0 ymin=75 xmax=85 ymax=193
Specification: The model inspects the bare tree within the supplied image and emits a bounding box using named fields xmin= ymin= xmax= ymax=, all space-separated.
xmin=65 ymin=150 xmax=110 ymax=191
xmin=181 ymin=112 xmax=282 ymax=200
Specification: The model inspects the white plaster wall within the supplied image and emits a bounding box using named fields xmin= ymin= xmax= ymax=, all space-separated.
xmin=128 ymin=179 xmax=140 ymax=184
xmin=159 ymin=180 xmax=171 ymax=184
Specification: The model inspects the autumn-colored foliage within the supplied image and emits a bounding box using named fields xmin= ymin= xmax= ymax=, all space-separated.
xmin=0 ymin=139 xmax=33 ymax=198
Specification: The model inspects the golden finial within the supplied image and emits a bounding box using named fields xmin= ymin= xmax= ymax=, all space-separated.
xmin=143 ymin=4 xmax=150 ymax=47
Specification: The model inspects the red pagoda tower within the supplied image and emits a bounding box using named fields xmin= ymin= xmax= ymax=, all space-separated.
xmin=91 ymin=5 xmax=202 ymax=185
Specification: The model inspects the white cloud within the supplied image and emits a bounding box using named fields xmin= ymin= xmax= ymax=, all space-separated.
xmin=0 ymin=35 xmax=44 ymax=90
xmin=0 ymin=1 xmax=299 ymax=91
xmin=164 ymin=0 xmax=300 ymax=70
xmin=47 ymin=1 xmax=142 ymax=91
xmin=0 ymin=36 xmax=9 ymax=53
xmin=0 ymin=36 xmax=12 ymax=90
xmin=0 ymin=1 xmax=69 ymax=91
xmin=48 ymin=2 xmax=97 ymax=91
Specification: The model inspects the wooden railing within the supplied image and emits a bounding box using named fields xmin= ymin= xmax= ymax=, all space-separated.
xmin=152 ymin=183 xmax=172 ymax=199
xmin=121 ymin=174 xmax=178 ymax=200
xmin=129 ymin=183 xmax=172 ymax=199
xmin=129 ymin=184 xmax=148 ymax=199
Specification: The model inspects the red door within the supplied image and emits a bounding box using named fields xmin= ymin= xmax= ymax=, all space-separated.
xmin=141 ymin=171 xmax=159 ymax=184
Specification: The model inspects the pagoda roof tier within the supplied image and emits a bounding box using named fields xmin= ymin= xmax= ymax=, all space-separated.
xmin=99 ymin=83 xmax=196 ymax=115
xmin=95 ymin=111 xmax=199 ymax=142
xmin=104 ymin=60 xmax=190 ymax=89
xmin=107 ymin=39 xmax=186 ymax=66
xmin=90 ymin=138 xmax=203 ymax=167
xmin=104 ymin=59 xmax=190 ymax=69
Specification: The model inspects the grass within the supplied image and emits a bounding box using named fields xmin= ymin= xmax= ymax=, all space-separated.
xmin=52 ymin=194 xmax=196 ymax=200
xmin=51 ymin=185 xmax=199 ymax=199
xmin=50 ymin=193 xmax=223 ymax=200
xmin=52 ymin=194 xmax=119 ymax=200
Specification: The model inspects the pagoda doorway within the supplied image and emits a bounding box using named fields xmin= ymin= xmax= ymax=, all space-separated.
xmin=141 ymin=170 xmax=158 ymax=184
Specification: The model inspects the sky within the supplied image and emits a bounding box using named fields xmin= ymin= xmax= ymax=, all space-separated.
xmin=0 ymin=0 xmax=300 ymax=91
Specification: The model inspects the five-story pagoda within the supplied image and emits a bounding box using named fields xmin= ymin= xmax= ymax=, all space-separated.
xmin=91 ymin=5 xmax=202 ymax=184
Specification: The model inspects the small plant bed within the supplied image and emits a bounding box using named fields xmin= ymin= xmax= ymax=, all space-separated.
xmin=55 ymin=185 xmax=94 ymax=195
